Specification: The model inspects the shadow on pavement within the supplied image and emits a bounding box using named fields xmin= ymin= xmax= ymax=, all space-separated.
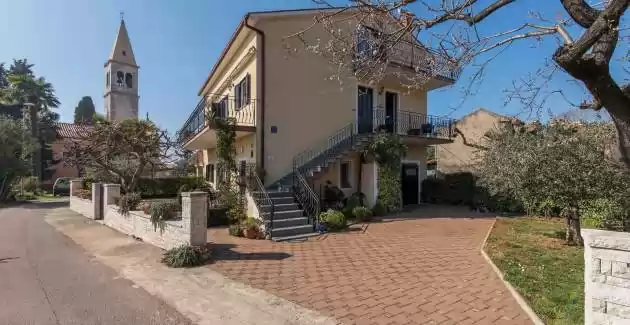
xmin=25 ymin=200 xmax=70 ymax=210
xmin=211 ymin=243 xmax=292 ymax=261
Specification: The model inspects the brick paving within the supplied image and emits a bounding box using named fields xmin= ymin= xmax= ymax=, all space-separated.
xmin=207 ymin=215 xmax=534 ymax=325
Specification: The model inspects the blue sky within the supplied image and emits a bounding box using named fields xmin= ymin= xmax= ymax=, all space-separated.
xmin=1 ymin=0 xmax=621 ymax=132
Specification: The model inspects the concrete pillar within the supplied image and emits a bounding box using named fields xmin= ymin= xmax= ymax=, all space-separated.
xmin=91 ymin=182 xmax=103 ymax=220
xmin=361 ymin=162 xmax=378 ymax=208
xmin=69 ymin=179 xmax=82 ymax=196
xmin=103 ymin=184 xmax=121 ymax=206
xmin=181 ymin=191 xmax=208 ymax=246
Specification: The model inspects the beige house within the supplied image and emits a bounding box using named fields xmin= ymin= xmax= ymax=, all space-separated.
xmin=435 ymin=108 xmax=512 ymax=174
xmin=180 ymin=8 xmax=458 ymax=240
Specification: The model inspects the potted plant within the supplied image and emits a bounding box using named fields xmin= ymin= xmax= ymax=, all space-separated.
xmin=242 ymin=217 xmax=261 ymax=239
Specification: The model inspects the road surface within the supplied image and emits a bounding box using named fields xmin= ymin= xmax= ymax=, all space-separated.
xmin=0 ymin=202 xmax=192 ymax=325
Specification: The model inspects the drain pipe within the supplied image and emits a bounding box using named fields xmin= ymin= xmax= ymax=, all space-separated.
xmin=244 ymin=15 xmax=266 ymax=182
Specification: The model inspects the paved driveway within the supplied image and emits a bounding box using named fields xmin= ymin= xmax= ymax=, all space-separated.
xmin=208 ymin=214 xmax=534 ymax=325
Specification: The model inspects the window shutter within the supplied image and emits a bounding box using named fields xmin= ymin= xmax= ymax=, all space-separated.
xmin=245 ymin=74 xmax=251 ymax=103
xmin=205 ymin=164 xmax=211 ymax=181
xmin=235 ymin=82 xmax=242 ymax=109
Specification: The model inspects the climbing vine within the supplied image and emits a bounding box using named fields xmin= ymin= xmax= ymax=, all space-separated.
xmin=214 ymin=117 xmax=237 ymax=179
xmin=365 ymin=133 xmax=407 ymax=212
xmin=212 ymin=116 xmax=246 ymax=222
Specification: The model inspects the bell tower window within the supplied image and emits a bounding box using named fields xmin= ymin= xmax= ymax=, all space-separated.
xmin=116 ymin=71 xmax=124 ymax=87
xmin=106 ymin=71 xmax=110 ymax=87
xmin=125 ymin=73 xmax=133 ymax=88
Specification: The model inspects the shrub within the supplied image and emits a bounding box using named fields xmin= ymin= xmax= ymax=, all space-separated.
xmin=421 ymin=172 xmax=476 ymax=206
xmin=343 ymin=194 xmax=362 ymax=219
xmin=118 ymin=192 xmax=141 ymax=215
xmin=371 ymin=201 xmax=387 ymax=217
xmin=241 ymin=217 xmax=262 ymax=239
xmin=137 ymin=177 xmax=206 ymax=199
xmin=353 ymin=206 xmax=373 ymax=221
xmin=161 ymin=245 xmax=210 ymax=268
xmin=208 ymin=207 xmax=229 ymax=227
xmin=320 ymin=209 xmax=346 ymax=231
xmin=75 ymin=189 xmax=92 ymax=200
xmin=21 ymin=176 xmax=40 ymax=193
xmin=322 ymin=181 xmax=345 ymax=210
xmin=378 ymin=166 xmax=402 ymax=212
xmin=581 ymin=198 xmax=629 ymax=231
xmin=82 ymin=178 xmax=95 ymax=191
xmin=149 ymin=200 xmax=180 ymax=232
xmin=228 ymin=224 xmax=242 ymax=237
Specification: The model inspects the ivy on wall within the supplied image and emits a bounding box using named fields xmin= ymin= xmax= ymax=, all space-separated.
xmin=365 ymin=133 xmax=407 ymax=212
xmin=214 ymin=117 xmax=237 ymax=183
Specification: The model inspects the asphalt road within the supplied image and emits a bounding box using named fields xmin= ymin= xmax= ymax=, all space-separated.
xmin=0 ymin=202 xmax=192 ymax=325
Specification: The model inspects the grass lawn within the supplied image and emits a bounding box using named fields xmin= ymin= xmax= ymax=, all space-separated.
xmin=484 ymin=217 xmax=584 ymax=325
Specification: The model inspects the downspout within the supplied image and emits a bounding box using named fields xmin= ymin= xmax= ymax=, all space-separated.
xmin=244 ymin=15 xmax=266 ymax=182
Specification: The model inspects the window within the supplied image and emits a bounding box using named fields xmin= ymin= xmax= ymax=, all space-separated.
xmin=206 ymin=163 xmax=215 ymax=183
xmin=212 ymin=96 xmax=228 ymax=118
xmin=116 ymin=71 xmax=124 ymax=87
xmin=106 ymin=71 xmax=110 ymax=87
xmin=125 ymin=73 xmax=133 ymax=88
xmin=122 ymin=50 xmax=127 ymax=56
xmin=234 ymin=74 xmax=250 ymax=109
xmin=339 ymin=161 xmax=352 ymax=189
xmin=357 ymin=27 xmax=371 ymax=57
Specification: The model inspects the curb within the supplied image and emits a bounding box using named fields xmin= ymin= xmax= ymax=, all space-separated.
xmin=481 ymin=218 xmax=546 ymax=325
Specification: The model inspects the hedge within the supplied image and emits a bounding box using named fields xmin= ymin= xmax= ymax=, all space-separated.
xmin=137 ymin=177 xmax=206 ymax=198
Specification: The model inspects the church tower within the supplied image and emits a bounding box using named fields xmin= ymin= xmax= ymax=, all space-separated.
xmin=104 ymin=17 xmax=139 ymax=121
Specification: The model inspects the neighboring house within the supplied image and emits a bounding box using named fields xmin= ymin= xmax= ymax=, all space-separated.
xmin=47 ymin=122 xmax=92 ymax=185
xmin=435 ymin=108 xmax=512 ymax=174
xmin=179 ymin=7 xmax=459 ymax=240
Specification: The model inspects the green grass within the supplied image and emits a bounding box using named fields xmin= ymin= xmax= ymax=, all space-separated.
xmin=484 ymin=217 xmax=584 ymax=325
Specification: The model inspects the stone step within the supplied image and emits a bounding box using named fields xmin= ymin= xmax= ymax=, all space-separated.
xmin=272 ymin=232 xmax=321 ymax=242
xmin=270 ymin=196 xmax=295 ymax=205
xmin=262 ymin=209 xmax=304 ymax=220
xmin=265 ymin=217 xmax=309 ymax=228
xmin=260 ymin=203 xmax=300 ymax=212
xmin=271 ymin=224 xmax=314 ymax=238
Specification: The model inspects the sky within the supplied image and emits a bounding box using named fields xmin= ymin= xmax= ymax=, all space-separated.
xmin=1 ymin=0 xmax=623 ymax=133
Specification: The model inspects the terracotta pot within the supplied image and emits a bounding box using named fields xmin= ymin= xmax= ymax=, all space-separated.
xmin=243 ymin=228 xmax=259 ymax=239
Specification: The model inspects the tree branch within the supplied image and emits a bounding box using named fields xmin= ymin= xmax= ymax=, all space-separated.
xmin=561 ymin=0 xmax=602 ymax=28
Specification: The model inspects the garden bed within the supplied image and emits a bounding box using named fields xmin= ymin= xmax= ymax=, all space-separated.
xmin=484 ymin=217 xmax=584 ymax=325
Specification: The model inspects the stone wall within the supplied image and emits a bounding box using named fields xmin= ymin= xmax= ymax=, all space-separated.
xmin=70 ymin=181 xmax=208 ymax=250
xmin=583 ymin=229 xmax=630 ymax=325
xmin=69 ymin=179 xmax=95 ymax=219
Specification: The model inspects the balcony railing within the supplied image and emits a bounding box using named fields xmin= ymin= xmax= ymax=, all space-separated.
xmin=179 ymin=97 xmax=256 ymax=144
xmin=372 ymin=108 xmax=456 ymax=139
xmin=388 ymin=41 xmax=462 ymax=81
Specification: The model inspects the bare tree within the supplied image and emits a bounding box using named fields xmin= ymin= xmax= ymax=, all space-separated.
xmin=286 ymin=0 xmax=630 ymax=166
xmin=64 ymin=119 xmax=183 ymax=193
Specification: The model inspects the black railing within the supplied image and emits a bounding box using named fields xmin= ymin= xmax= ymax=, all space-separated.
xmin=389 ymin=41 xmax=461 ymax=81
xmin=292 ymin=166 xmax=320 ymax=230
xmin=179 ymin=96 xmax=257 ymax=144
xmin=292 ymin=123 xmax=355 ymax=174
xmin=373 ymin=108 xmax=456 ymax=138
xmin=244 ymin=163 xmax=274 ymax=238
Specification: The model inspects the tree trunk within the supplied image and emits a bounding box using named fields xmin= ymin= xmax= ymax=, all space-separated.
xmin=565 ymin=207 xmax=583 ymax=246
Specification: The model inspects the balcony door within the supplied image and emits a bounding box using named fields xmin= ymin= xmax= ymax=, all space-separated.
xmin=357 ymin=86 xmax=374 ymax=134
xmin=385 ymin=91 xmax=398 ymax=134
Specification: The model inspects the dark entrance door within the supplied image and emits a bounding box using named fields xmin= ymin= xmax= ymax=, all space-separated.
xmin=401 ymin=163 xmax=419 ymax=205
xmin=357 ymin=86 xmax=373 ymax=134
xmin=385 ymin=92 xmax=398 ymax=133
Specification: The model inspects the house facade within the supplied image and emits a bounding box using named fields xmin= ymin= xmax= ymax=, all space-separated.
xmin=435 ymin=108 xmax=511 ymax=175
xmin=179 ymin=8 xmax=459 ymax=240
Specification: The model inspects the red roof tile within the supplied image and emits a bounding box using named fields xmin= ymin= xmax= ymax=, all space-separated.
xmin=54 ymin=122 xmax=92 ymax=139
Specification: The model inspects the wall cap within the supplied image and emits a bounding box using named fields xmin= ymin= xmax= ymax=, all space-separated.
xmin=181 ymin=191 xmax=207 ymax=197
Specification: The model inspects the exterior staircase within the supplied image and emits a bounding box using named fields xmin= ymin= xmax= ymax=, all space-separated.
xmin=257 ymin=191 xmax=320 ymax=241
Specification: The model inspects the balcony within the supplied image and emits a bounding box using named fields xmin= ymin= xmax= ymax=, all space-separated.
xmin=369 ymin=108 xmax=456 ymax=144
xmin=388 ymin=41 xmax=461 ymax=82
xmin=179 ymin=96 xmax=256 ymax=149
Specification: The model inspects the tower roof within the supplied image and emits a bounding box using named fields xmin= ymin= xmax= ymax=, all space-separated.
xmin=107 ymin=19 xmax=137 ymax=67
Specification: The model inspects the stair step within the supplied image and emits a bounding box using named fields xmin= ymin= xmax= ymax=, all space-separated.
xmin=272 ymin=232 xmax=321 ymax=242
xmin=265 ymin=217 xmax=309 ymax=228
xmin=260 ymin=203 xmax=300 ymax=212
xmin=262 ymin=209 xmax=304 ymax=220
xmin=270 ymin=197 xmax=295 ymax=205
xmin=271 ymin=224 xmax=314 ymax=238
xmin=266 ymin=191 xmax=294 ymax=198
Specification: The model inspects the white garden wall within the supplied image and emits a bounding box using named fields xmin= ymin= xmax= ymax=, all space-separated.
xmin=583 ymin=229 xmax=630 ymax=325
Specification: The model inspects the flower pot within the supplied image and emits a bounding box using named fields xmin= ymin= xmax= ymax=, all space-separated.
xmin=243 ymin=228 xmax=259 ymax=239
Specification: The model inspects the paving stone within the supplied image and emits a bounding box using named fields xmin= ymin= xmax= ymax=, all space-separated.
xmin=207 ymin=215 xmax=534 ymax=325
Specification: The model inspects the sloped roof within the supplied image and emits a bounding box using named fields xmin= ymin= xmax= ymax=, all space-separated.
xmin=107 ymin=19 xmax=137 ymax=67
xmin=54 ymin=122 xmax=92 ymax=139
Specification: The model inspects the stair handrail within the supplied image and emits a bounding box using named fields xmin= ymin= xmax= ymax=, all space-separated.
xmin=293 ymin=122 xmax=356 ymax=172
xmin=244 ymin=164 xmax=274 ymax=238
xmin=292 ymin=164 xmax=320 ymax=228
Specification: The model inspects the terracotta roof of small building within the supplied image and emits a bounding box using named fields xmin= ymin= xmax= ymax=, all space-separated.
xmin=54 ymin=122 xmax=92 ymax=139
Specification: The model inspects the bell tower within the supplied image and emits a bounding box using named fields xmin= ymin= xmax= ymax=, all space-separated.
xmin=104 ymin=15 xmax=139 ymax=121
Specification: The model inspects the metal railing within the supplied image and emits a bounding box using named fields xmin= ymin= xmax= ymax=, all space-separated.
xmin=389 ymin=41 xmax=462 ymax=81
xmin=373 ymin=107 xmax=456 ymax=138
xmin=292 ymin=123 xmax=356 ymax=173
xmin=292 ymin=166 xmax=320 ymax=229
xmin=179 ymin=97 xmax=257 ymax=144
xmin=244 ymin=163 xmax=274 ymax=238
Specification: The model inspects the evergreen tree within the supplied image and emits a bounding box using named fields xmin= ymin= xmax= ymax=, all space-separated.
xmin=73 ymin=96 xmax=96 ymax=124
